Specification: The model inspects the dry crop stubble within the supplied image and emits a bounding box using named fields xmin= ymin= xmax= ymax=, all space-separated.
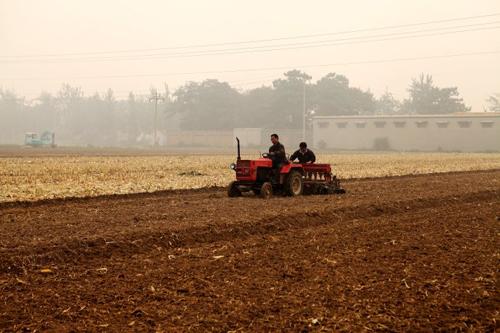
xmin=0 ymin=153 xmax=499 ymax=202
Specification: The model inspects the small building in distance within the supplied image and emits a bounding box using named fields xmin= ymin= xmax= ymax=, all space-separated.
xmin=312 ymin=113 xmax=500 ymax=152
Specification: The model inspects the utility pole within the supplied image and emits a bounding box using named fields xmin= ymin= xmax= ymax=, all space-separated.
xmin=302 ymin=79 xmax=307 ymax=142
xmin=149 ymin=89 xmax=164 ymax=147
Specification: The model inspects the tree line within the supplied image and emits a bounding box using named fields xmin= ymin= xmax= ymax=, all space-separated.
xmin=0 ymin=70 xmax=497 ymax=146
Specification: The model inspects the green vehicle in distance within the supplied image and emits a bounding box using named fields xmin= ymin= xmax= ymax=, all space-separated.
xmin=24 ymin=131 xmax=56 ymax=147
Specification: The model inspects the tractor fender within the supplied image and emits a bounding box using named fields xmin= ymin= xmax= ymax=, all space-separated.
xmin=280 ymin=164 xmax=304 ymax=174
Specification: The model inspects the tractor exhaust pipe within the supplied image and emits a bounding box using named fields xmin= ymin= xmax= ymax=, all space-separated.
xmin=236 ymin=137 xmax=241 ymax=161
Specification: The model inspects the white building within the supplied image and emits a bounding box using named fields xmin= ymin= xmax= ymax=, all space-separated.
xmin=312 ymin=113 xmax=500 ymax=152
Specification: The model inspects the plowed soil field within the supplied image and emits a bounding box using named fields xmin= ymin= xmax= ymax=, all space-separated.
xmin=0 ymin=170 xmax=499 ymax=332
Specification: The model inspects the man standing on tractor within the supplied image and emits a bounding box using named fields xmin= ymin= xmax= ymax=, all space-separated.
xmin=290 ymin=142 xmax=316 ymax=164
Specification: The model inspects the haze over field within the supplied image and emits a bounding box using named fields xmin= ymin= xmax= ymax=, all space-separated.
xmin=1 ymin=0 xmax=499 ymax=108
xmin=1 ymin=1 xmax=499 ymax=148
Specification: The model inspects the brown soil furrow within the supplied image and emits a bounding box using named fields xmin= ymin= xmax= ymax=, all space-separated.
xmin=1 ymin=169 xmax=498 ymax=251
xmin=0 ymin=170 xmax=499 ymax=332
xmin=1 ymin=188 xmax=497 ymax=274
xmin=1 ymin=168 xmax=499 ymax=210
xmin=0 ymin=191 xmax=497 ymax=332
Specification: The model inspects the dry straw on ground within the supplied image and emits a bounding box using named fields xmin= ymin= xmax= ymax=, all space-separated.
xmin=1 ymin=153 xmax=499 ymax=202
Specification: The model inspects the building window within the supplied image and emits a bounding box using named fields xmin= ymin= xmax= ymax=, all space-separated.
xmin=436 ymin=121 xmax=449 ymax=128
xmin=355 ymin=122 xmax=366 ymax=128
xmin=336 ymin=122 xmax=348 ymax=129
xmin=415 ymin=121 xmax=428 ymax=128
xmin=318 ymin=122 xmax=329 ymax=129
xmin=393 ymin=121 xmax=406 ymax=128
xmin=480 ymin=121 xmax=494 ymax=128
xmin=458 ymin=121 xmax=472 ymax=128
xmin=374 ymin=121 xmax=386 ymax=128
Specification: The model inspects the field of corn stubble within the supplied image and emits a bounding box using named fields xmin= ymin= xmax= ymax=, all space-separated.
xmin=1 ymin=152 xmax=499 ymax=202
xmin=1 ymin=150 xmax=499 ymax=331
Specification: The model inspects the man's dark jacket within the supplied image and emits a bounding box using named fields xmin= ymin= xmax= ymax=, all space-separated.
xmin=290 ymin=149 xmax=316 ymax=163
xmin=269 ymin=142 xmax=286 ymax=167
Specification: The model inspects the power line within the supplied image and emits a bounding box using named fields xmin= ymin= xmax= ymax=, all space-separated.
xmin=3 ymin=50 xmax=498 ymax=81
xmin=103 ymin=24 xmax=500 ymax=62
xmin=2 ymin=24 xmax=499 ymax=64
xmin=5 ymin=20 xmax=500 ymax=64
xmin=2 ymin=12 xmax=499 ymax=59
xmin=231 ymin=74 xmax=284 ymax=86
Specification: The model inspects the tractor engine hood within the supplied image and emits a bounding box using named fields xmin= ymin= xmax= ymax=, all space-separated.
xmin=231 ymin=158 xmax=272 ymax=181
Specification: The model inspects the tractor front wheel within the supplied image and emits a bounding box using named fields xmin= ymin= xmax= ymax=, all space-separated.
xmin=227 ymin=181 xmax=242 ymax=197
xmin=260 ymin=182 xmax=273 ymax=199
xmin=285 ymin=171 xmax=303 ymax=196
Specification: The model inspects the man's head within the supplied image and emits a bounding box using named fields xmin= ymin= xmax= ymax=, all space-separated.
xmin=299 ymin=142 xmax=307 ymax=153
xmin=271 ymin=133 xmax=279 ymax=144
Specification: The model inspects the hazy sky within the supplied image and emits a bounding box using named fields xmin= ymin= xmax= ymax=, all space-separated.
xmin=1 ymin=0 xmax=499 ymax=111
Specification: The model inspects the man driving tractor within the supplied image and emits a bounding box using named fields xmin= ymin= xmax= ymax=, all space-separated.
xmin=267 ymin=133 xmax=286 ymax=184
xmin=290 ymin=142 xmax=316 ymax=164
xmin=268 ymin=133 xmax=287 ymax=168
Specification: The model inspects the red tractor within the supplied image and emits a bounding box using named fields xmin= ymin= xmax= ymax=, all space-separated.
xmin=228 ymin=138 xmax=345 ymax=198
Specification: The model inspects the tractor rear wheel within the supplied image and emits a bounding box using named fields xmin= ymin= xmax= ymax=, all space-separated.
xmin=227 ymin=181 xmax=242 ymax=197
xmin=260 ymin=182 xmax=273 ymax=199
xmin=285 ymin=171 xmax=303 ymax=196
